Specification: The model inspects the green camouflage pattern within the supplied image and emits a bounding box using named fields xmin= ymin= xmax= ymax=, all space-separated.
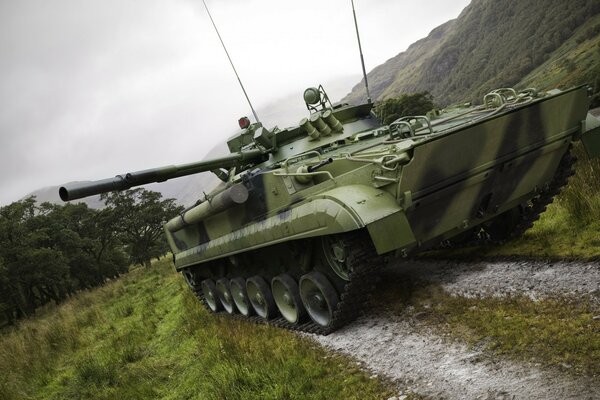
xmin=59 ymin=84 xmax=600 ymax=332
xmin=159 ymin=85 xmax=598 ymax=270
xmin=60 ymin=85 xmax=600 ymax=270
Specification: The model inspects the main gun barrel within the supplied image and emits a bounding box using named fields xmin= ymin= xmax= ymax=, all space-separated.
xmin=59 ymin=148 xmax=265 ymax=202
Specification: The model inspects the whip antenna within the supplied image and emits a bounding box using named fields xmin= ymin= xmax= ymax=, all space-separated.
xmin=202 ymin=0 xmax=260 ymax=123
xmin=351 ymin=0 xmax=371 ymax=103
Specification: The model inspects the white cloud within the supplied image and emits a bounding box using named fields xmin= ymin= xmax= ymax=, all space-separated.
xmin=0 ymin=0 xmax=470 ymax=205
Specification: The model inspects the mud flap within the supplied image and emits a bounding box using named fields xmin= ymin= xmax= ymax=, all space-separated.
xmin=581 ymin=113 xmax=600 ymax=158
xmin=366 ymin=211 xmax=416 ymax=255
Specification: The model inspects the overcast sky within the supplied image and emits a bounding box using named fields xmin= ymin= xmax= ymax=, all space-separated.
xmin=0 ymin=0 xmax=471 ymax=206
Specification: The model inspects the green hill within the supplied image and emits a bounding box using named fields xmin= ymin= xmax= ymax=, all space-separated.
xmin=520 ymin=13 xmax=600 ymax=100
xmin=344 ymin=0 xmax=600 ymax=106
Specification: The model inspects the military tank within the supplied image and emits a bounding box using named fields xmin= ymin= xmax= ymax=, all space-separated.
xmin=60 ymin=84 xmax=600 ymax=334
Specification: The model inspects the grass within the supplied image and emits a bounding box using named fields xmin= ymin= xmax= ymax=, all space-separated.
xmin=378 ymin=279 xmax=600 ymax=377
xmin=0 ymin=258 xmax=395 ymax=400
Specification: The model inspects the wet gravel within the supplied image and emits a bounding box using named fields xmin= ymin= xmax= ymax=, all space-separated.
xmin=309 ymin=259 xmax=600 ymax=400
xmin=388 ymin=259 xmax=600 ymax=304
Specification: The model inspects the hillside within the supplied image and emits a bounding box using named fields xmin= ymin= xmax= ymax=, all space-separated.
xmin=520 ymin=12 xmax=600 ymax=101
xmin=344 ymin=0 xmax=600 ymax=106
xmin=0 ymin=259 xmax=394 ymax=399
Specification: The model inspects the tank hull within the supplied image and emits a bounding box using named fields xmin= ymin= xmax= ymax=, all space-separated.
xmin=167 ymin=86 xmax=590 ymax=270
xmin=169 ymin=85 xmax=600 ymax=333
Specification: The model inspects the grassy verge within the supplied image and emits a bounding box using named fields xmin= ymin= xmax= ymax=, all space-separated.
xmin=379 ymin=280 xmax=600 ymax=376
xmin=0 ymin=259 xmax=394 ymax=400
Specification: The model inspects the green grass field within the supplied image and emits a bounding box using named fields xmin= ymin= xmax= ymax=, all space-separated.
xmin=0 ymin=259 xmax=394 ymax=400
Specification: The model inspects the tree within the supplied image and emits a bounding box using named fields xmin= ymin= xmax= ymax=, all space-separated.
xmin=101 ymin=189 xmax=183 ymax=268
xmin=0 ymin=257 xmax=10 ymax=326
xmin=35 ymin=202 xmax=128 ymax=289
xmin=0 ymin=198 xmax=129 ymax=325
xmin=0 ymin=198 xmax=40 ymax=318
xmin=373 ymin=92 xmax=435 ymax=125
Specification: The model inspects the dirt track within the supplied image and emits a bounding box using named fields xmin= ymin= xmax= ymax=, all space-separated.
xmin=310 ymin=259 xmax=600 ymax=400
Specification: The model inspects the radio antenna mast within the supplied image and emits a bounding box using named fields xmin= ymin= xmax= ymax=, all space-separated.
xmin=202 ymin=0 xmax=260 ymax=123
xmin=350 ymin=0 xmax=372 ymax=103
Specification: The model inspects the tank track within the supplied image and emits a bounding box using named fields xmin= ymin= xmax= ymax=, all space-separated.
xmin=185 ymin=151 xmax=576 ymax=333
xmin=474 ymin=148 xmax=577 ymax=245
xmin=187 ymin=230 xmax=384 ymax=335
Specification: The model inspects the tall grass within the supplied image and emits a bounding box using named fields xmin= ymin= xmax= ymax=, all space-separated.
xmin=0 ymin=259 xmax=393 ymax=400
xmin=558 ymin=143 xmax=600 ymax=225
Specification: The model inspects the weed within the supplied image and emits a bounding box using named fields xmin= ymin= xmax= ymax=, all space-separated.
xmin=75 ymin=354 xmax=118 ymax=387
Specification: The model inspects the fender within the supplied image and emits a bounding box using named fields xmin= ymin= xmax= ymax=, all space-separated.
xmin=318 ymin=185 xmax=417 ymax=254
xmin=173 ymin=184 xmax=416 ymax=270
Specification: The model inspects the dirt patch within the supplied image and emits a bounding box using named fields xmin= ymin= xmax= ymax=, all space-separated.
xmin=309 ymin=260 xmax=600 ymax=399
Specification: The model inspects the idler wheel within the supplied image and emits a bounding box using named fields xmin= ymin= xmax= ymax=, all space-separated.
xmin=216 ymin=278 xmax=237 ymax=314
xmin=246 ymin=276 xmax=277 ymax=320
xmin=230 ymin=277 xmax=253 ymax=317
xmin=183 ymin=270 xmax=199 ymax=291
xmin=299 ymin=271 xmax=339 ymax=327
xmin=321 ymin=235 xmax=353 ymax=281
xmin=271 ymin=274 xmax=306 ymax=324
xmin=201 ymin=279 xmax=222 ymax=313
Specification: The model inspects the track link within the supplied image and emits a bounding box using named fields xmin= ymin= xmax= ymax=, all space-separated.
xmin=188 ymin=230 xmax=384 ymax=335
xmin=186 ymin=149 xmax=577 ymax=333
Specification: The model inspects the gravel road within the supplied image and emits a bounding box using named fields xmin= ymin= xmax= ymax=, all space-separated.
xmin=310 ymin=259 xmax=600 ymax=400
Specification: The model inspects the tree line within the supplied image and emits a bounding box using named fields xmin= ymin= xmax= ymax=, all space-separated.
xmin=373 ymin=92 xmax=435 ymax=125
xmin=0 ymin=188 xmax=182 ymax=326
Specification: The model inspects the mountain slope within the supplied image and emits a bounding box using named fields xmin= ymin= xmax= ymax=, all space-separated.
xmin=345 ymin=0 xmax=600 ymax=106
xmin=519 ymin=12 xmax=600 ymax=102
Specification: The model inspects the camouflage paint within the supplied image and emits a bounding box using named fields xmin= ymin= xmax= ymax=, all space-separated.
xmin=59 ymin=85 xmax=600 ymax=273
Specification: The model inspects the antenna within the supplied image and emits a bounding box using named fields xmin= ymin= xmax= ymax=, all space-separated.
xmin=202 ymin=0 xmax=260 ymax=123
xmin=350 ymin=0 xmax=372 ymax=103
